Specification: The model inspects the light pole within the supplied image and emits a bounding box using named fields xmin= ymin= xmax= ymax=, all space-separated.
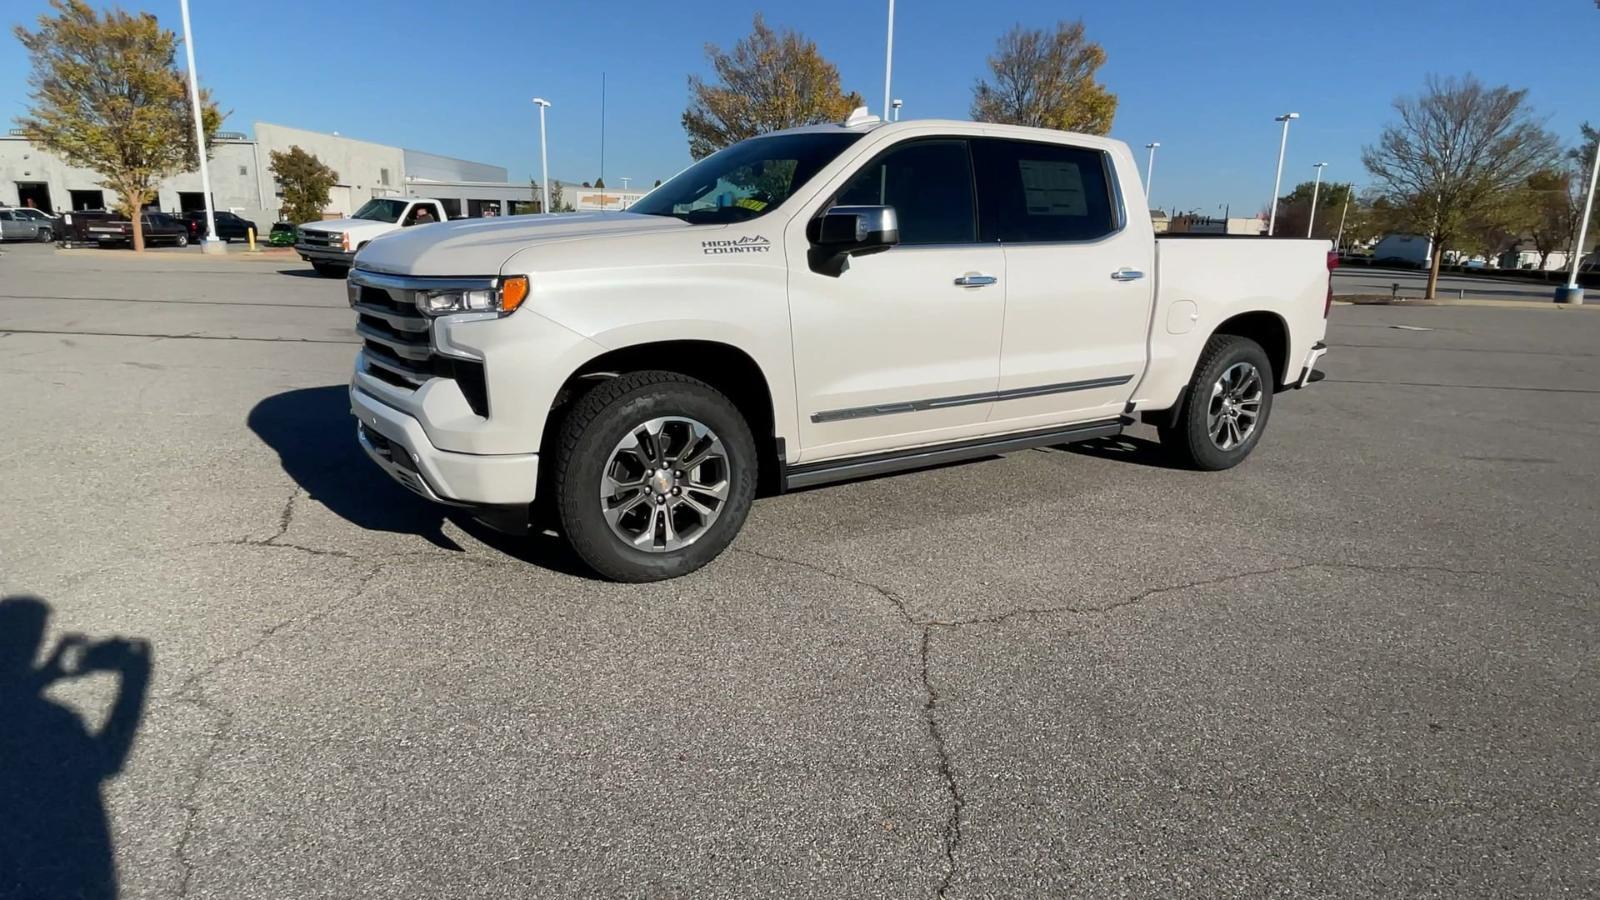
xmin=1558 ymin=141 xmax=1599 ymax=305
xmin=178 ymin=0 xmax=221 ymax=254
xmin=891 ymin=99 xmax=903 ymax=122
xmin=1267 ymin=112 xmax=1299 ymax=237
xmin=1144 ymin=142 xmax=1160 ymax=205
xmin=1306 ymin=162 xmax=1327 ymax=238
xmin=532 ymin=98 xmax=551 ymax=214
xmin=882 ymin=0 xmax=895 ymax=120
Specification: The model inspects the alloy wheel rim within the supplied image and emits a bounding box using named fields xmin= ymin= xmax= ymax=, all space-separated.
xmin=600 ymin=416 xmax=729 ymax=552
xmin=1207 ymin=361 xmax=1263 ymax=451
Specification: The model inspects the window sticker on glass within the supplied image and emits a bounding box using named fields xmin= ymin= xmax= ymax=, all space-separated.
xmin=1018 ymin=159 xmax=1087 ymax=216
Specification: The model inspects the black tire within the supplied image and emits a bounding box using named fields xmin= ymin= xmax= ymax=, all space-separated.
xmin=35 ymin=229 xmax=52 ymax=243
xmin=311 ymin=262 xmax=348 ymax=278
xmin=1158 ymin=334 xmax=1275 ymax=471
xmin=552 ymin=371 xmax=758 ymax=582
xmin=174 ymin=233 xmax=189 ymax=248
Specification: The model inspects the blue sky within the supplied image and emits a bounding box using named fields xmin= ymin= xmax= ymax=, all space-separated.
xmin=2 ymin=0 xmax=1596 ymax=215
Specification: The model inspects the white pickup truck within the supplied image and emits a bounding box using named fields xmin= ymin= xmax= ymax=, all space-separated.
xmin=296 ymin=198 xmax=447 ymax=277
xmin=346 ymin=114 xmax=1331 ymax=581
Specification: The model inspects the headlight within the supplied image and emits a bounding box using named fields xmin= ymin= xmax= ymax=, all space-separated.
xmin=416 ymin=275 xmax=529 ymax=317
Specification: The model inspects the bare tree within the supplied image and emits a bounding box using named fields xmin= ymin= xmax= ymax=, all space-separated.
xmin=1362 ymin=74 xmax=1560 ymax=297
xmin=971 ymin=20 xmax=1116 ymax=135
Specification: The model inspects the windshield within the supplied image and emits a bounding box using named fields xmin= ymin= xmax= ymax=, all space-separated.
xmin=629 ymin=131 xmax=864 ymax=224
xmin=351 ymin=198 xmax=409 ymax=223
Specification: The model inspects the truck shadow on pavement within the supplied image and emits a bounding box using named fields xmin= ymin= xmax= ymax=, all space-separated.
xmin=248 ymin=386 xmax=463 ymax=550
xmin=0 ymin=595 xmax=151 ymax=900
xmin=1063 ymin=434 xmax=1185 ymax=469
xmin=247 ymin=386 xmax=597 ymax=576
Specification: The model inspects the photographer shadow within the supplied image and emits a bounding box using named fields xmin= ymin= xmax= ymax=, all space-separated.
xmin=0 ymin=595 xmax=152 ymax=900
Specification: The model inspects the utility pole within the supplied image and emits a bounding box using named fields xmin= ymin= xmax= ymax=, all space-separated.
xmin=1267 ymin=112 xmax=1299 ymax=237
xmin=1335 ymin=189 xmax=1351 ymax=250
xmin=179 ymin=0 xmax=222 ymax=254
xmin=599 ymin=72 xmax=606 ymax=189
xmin=533 ymin=98 xmax=551 ymax=214
xmin=1558 ymin=139 xmax=1599 ymax=305
xmin=882 ymin=0 xmax=895 ymax=120
xmin=1144 ymin=143 xmax=1160 ymax=206
xmin=1307 ymin=162 xmax=1328 ymax=238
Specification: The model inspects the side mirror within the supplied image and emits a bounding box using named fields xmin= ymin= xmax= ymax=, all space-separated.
xmin=807 ymin=205 xmax=899 ymax=276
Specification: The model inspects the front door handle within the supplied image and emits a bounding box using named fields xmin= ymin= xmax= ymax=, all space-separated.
xmin=954 ymin=273 xmax=998 ymax=287
xmin=1110 ymin=268 xmax=1145 ymax=282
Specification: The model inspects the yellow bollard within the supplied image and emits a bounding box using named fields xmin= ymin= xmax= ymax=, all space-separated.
xmin=247 ymin=226 xmax=258 ymax=253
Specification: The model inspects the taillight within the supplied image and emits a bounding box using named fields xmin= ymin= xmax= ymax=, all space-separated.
xmin=1325 ymin=250 xmax=1338 ymax=318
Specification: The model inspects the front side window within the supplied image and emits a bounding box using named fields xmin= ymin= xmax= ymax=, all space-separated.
xmin=630 ymin=131 xmax=863 ymax=225
xmin=973 ymin=138 xmax=1118 ymax=243
xmin=834 ymin=140 xmax=977 ymax=245
xmin=352 ymin=198 xmax=408 ymax=223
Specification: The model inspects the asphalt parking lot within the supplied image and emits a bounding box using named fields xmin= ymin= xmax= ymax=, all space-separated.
xmin=2 ymin=241 xmax=1597 ymax=898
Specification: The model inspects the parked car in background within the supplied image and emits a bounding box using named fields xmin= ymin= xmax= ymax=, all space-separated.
xmin=89 ymin=212 xmax=192 ymax=247
xmin=183 ymin=209 xmax=260 ymax=243
xmin=0 ymin=208 xmax=55 ymax=242
xmin=296 ymin=198 xmax=448 ymax=277
xmin=56 ymin=209 xmax=115 ymax=245
xmin=1371 ymin=233 xmax=1431 ymax=269
xmin=268 ymin=222 xmax=298 ymax=246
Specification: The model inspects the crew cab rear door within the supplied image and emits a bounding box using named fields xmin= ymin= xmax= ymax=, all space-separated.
xmin=974 ymin=137 xmax=1155 ymax=427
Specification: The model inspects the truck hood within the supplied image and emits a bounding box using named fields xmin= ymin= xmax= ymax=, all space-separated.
xmin=300 ymin=217 xmax=394 ymax=235
xmin=353 ymin=212 xmax=690 ymax=276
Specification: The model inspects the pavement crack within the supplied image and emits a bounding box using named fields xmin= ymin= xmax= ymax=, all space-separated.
xmin=732 ymin=545 xmax=916 ymax=625
xmin=166 ymin=561 xmax=387 ymax=894
xmin=197 ymin=488 xmax=358 ymax=560
xmin=920 ymin=627 xmax=965 ymax=898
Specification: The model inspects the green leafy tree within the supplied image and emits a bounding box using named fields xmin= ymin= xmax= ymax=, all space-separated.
xmin=549 ymin=180 xmax=570 ymax=213
xmin=971 ymin=20 xmax=1117 ymax=135
xmin=1362 ymin=74 xmax=1559 ymax=297
xmin=269 ymin=146 xmax=338 ymax=225
xmin=682 ymin=14 xmax=863 ymax=160
xmin=1273 ymin=181 xmax=1359 ymax=243
xmin=14 ymin=0 xmax=222 ymax=252
xmin=594 ymin=177 xmax=606 ymax=189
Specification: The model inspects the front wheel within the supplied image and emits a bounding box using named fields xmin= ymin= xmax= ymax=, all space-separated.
xmin=1159 ymin=334 xmax=1274 ymax=471
xmin=552 ymin=371 xmax=758 ymax=582
xmin=35 ymin=229 xmax=52 ymax=243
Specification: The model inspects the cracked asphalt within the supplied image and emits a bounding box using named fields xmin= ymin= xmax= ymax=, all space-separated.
xmin=1 ymin=242 xmax=1597 ymax=898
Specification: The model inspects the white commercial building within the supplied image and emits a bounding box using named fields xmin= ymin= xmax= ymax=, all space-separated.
xmin=0 ymin=122 xmax=557 ymax=223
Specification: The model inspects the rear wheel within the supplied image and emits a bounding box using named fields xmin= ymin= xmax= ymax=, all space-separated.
xmin=174 ymin=233 xmax=189 ymax=248
xmin=552 ymin=371 xmax=757 ymax=582
xmin=1159 ymin=334 xmax=1274 ymax=471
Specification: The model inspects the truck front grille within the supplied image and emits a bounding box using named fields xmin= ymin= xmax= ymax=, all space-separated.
xmin=349 ymin=269 xmax=492 ymax=417
xmin=300 ymin=230 xmax=340 ymax=248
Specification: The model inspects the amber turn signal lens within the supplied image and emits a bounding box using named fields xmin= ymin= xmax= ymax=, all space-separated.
xmin=499 ymin=275 xmax=529 ymax=313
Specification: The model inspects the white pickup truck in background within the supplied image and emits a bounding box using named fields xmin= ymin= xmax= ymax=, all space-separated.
xmin=345 ymin=113 xmax=1332 ymax=581
xmin=296 ymin=197 xmax=447 ymax=277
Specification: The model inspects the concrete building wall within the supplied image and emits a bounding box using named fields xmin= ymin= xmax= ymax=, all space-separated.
xmin=255 ymin=122 xmax=407 ymax=219
xmin=403 ymin=149 xmax=506 ymax=184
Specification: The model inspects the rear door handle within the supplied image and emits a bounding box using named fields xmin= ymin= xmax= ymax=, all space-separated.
xmin=1111 ymin=268 xmax=1145 ymax=282
xmin=954 ymin=273 xmax=998 ymax=287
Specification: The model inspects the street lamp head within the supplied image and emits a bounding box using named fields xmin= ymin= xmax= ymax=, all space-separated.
xmin=1275 ymin=112 xmax=1300 ymax=122
xmin=532 ymin=97 xmax=551 ymax=108
xmin=1314 ymin=161 xmax=1328 ymax=168
xmin=1146 ymin=142 xmax=1160 ymax=149
xmin=891 ymin=99 xmax=903 ymax=109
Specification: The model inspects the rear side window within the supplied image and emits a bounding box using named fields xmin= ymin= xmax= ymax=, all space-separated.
xmin=973 ymin=138 xmax=1118 ymax=243
xmin=834 ymin=140 xmax=976 ymax=245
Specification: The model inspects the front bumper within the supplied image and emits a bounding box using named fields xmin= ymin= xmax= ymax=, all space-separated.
xmin=296 ymin=244 xmax=355 ymax=265
xmin=1296 ymin=341 xmax=1328 ymax=388
xmin=349 ymin=383 xmax=540 ymax=507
